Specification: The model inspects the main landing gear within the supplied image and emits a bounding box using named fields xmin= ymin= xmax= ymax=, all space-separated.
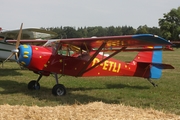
xmin=27 ymin=74 xmax=66 ymax=96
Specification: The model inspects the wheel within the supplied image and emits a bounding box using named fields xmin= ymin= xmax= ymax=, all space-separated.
xmin=28 ymin=80 xmax=40 ymax=90
xmin=52 ymin=84 xmax=66 ymax=96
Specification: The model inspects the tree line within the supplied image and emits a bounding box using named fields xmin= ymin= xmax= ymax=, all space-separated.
xmin=42 ymin=6 xmax=180 ymax=41
xmin=43 ymin=25 xmax=161 ymax=38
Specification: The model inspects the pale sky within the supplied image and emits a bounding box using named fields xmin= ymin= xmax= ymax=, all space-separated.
xmin=0 ymin=0 xmax=179 ymax=30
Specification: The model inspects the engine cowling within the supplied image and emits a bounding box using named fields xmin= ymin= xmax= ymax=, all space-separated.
xmin=18 ymin=45 xmax=53 ymax=73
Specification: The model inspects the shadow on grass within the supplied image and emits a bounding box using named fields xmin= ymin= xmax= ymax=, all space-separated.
xmin=0 ymin=68 xmax=23 ymax=76
xmin=106 ymin=83 xmax=150 ymax=89
xmin=0 ymin=79 xmax=150 ymax=105
xmin=68 ymin=83 xmax=150 ymax=92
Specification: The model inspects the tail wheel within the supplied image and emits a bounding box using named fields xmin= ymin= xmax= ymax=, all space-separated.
xmin=28 ymin=80 xmax=40 ymax=90
xmin=52 ymin=84 xmax=66 ymax=96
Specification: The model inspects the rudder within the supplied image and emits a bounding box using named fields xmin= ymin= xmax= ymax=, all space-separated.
xmin=150 ymin=46 xmax=162 ymax=78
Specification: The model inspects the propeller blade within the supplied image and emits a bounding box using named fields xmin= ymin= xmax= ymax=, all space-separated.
xmin=16 ymin=23 xmax=23 ymax=49
xmin=3 ymin=53 xmax=14 ymax=63
xmin=3 ymin=23 xmax=23 ymax=64
xmin=15 ymin=53 xmax=19 ymax=61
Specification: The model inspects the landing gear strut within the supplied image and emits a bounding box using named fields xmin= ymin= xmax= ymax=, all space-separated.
xmin=147 ymin=78 xmax=158 ymax=87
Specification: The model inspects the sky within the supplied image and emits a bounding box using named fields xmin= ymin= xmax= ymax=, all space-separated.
xmin=0 ymin=0 xmax=179 ymax=30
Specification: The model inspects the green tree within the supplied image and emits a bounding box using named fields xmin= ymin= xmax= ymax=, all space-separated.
xmin=121 ymin=26 xmax=136 ymax=35
xmin=148 ymin=27 xmax=162 ymax=36
xmin=115 ymin=26 xmax=123 ymax=35
xmin=63 ymin=27 xmax=77 ymax=38
xmin=107 ymin=26 xmax=116 ymax=36
xmin=136 ymin=25 xmax=149 ymax=34
xmin=136 ymin=25 xmax=161 ymax=36
xmin=159 ymin=6 xmax=180 ymax=40
xmin=87 ymin=27 xmax=99 ymax=37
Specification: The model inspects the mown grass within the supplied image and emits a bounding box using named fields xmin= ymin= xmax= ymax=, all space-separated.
xmin=0 ymin=49 xmax=180 ymax=115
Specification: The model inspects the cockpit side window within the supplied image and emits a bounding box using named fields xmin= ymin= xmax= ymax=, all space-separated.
xmin=57 ymin=43 xmax=74 ymax=56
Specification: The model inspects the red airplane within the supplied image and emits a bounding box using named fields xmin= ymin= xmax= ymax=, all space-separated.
xmin=6 ymin=23 xmax=174 ymax=96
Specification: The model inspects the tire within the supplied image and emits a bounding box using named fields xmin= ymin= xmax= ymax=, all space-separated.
xmin=28 ymin=80 xmax=40 ymax=90
xmin=52 ymin=84 xmax=66 ymax=96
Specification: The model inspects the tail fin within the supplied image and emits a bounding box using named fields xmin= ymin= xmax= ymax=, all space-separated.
xmin=134 ymin=46 xmax=173 ymax=79
xmin=134 ymin=46 xmax=162 ymax=63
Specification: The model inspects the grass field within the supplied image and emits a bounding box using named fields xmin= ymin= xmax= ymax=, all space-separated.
xmin=0 ymin=49 xmax=180 ymax=115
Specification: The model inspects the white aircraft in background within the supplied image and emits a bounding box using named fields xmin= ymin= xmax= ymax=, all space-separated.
xmin=0 ymin=28 xmax=57 ymax=40
xmin=0 ymin=27 xmax=58 ymax=62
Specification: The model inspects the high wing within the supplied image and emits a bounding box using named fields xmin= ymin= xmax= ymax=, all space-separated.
xmin=0 ymin=28 xmax=58 ymax=40
xmin=7 ymin=34 xmax=172 ymax=49
xmin=52 ymin=34 xmax=172 ymax=51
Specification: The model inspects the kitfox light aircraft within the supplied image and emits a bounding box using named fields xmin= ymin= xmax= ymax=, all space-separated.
xmin=5 ymin=23 xmax=174 ymax=96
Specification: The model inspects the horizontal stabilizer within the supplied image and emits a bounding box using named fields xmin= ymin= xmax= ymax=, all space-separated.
xmin=152 ymin=63 xmax=174 ymax=69
xmin=150 ymin=63 xmax=174 ymax=79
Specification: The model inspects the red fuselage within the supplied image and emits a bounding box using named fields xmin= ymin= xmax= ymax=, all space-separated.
xmin=18 ymin=45 xmax=151 ymax=78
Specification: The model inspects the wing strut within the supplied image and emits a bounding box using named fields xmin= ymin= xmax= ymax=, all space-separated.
xmin=77 ymin=41 xmax=107 ymax=76
xmin=83 ymin=46 xmax=127 ymax=74
xmin=83 ymin=42 xmax=89 ymax=53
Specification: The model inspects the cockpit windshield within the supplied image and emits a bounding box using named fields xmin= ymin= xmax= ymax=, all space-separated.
xmin=43 ymin=39 xmax=61 ymax=48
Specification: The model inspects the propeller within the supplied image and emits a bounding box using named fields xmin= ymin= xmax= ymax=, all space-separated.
xmin=4 ymin=23 xmax=23 ymax=63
